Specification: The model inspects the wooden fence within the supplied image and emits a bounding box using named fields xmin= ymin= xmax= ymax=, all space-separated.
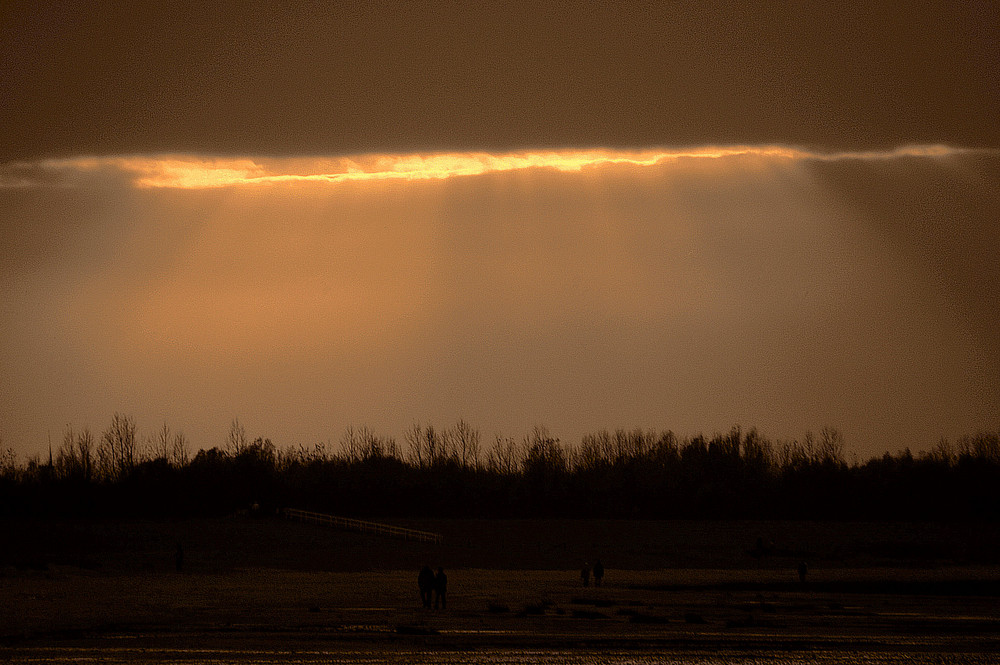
xmin=283 ymin=508 xmax=443 ymax=544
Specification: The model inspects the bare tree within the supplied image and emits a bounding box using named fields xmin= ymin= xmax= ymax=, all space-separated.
xmin=363 ymin=427 xmax=400 ymax=460
xmin=613 ymin=429 xmax=630 ymax=462
xmin=55 ymin=425 xmax=94 ymax=480
xmin=577 ymin=432 xmax=605 ymax=471
xmin=154 ymin=422 xmax=171 ymax=461
xmin=368 ymin=429 xmax=400 ymax=460
xmin=802 ymin=430 xmax=816 ymax=463
xmin=76 ymin=428 xmax=94 ymax=481
xmin=171 ymin=431 xmax=189 ymax=467
xmin=740 ymin=427 xmax=773 ymax=471
xmin=338 ymin=426 xmax=400 ymax=462
xmin=449 ymin=419 xmax=481 ymax=469
xmin=523 ymin=426 xmax=565 ymax=473
xmin=340 ymin=425 xmax=362 ymax=461
xmin=0 ymin=443 xmax=16 ymax=479
xmin=99 ymin=413 xmax=136 ymax=481
xmin=957 ymin=431 xmax=1000 ymax=462
xmin=404 ymin=423 xmax=426 ymax=467
xmin=818 ymin=426 xmax=845 ymax=465
xmin=227 ymin=418 xmax=248 ymax=455
xmin=55 ymin=426 xmax=80 ymax=478
xmin=487 ymin=434 xmax=520 ymax=475
xmin=421 ymin=425 xmax=441 ymax=466
xmin=592 ymin=429 xmax=614 ymax=463
xmin=924 ymin=437 xmax=954 ymax=465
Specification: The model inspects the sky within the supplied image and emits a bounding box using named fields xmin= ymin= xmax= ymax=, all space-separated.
xmin=2 ymin=1 xmax=998 ymax=460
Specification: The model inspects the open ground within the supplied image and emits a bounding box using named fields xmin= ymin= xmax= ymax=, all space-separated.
xmin=3 ymin=516 xmax=1000 ymax=660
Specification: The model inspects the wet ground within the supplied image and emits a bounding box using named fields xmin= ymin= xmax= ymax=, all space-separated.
xmin=3 ymin=647 xmax=998 ymax=664
xmin=3 ymin=566 xmax=999 ymax=662
xmin=3 ymin=518 xmax=999 ymax=662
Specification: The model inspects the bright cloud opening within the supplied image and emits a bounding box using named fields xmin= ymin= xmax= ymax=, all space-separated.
xmin=0 ymin=144 xmax=980 ymax=190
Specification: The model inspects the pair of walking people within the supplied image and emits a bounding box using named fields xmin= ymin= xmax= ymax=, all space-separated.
xmin=581 ymin=559 xmax=605 ymax=587
xmin=418 ymin=565 xmax=447 ymax=609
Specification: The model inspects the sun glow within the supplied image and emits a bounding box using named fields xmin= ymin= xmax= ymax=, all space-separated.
xmin=0 ymin=144 xmax=977 ymax=190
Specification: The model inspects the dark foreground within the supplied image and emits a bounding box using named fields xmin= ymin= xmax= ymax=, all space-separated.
xmin=3 ymin=517 xmax=999 ymax=662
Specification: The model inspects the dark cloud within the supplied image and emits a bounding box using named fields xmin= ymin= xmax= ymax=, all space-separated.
xmin=2 ymin=1 xmax=998 ymax=161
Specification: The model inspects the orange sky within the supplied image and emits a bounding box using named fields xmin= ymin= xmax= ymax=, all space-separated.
xmin=2 ymin=1 xmax=998 ymax=459
xmin=2 ymin=147 xmax=998 ymax=458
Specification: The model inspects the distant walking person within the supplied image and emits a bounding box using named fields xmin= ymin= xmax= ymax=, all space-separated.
xmin=581 ymin=562 xmax=591 ymax=587
xmin=798 ymin=561 xmax=808 ymax=585
xmin=434 ymin=567 xmax=448 ymax=609
xmin=592 ymin=559 xmax=604 ymax=587
xmin=418 ymin=565 xmax=435 ymax=607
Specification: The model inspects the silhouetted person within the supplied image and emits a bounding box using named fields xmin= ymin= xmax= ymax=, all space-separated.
xmin=418 ymin=565 xmax=435 ymax=607
xmin=580 ymin=562 xmax=590 ymax=587
xmin=175 ymin=543 xmax=184 ymax=572
xmin=433 ymin=567 xmax=448 ymax=609
xmin=798 ymin=561 xmax=808 ymax=585
xmin=592 ymin=559 xmax=604 ymax=586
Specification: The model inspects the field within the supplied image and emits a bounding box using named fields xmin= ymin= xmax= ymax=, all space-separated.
xmin=3 ymin=516 xmax=1000 ymax=661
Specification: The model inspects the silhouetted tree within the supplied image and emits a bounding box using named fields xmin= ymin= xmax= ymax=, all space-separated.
xmin=98 ymin=413 xmax=136 ymax=482
xmin=171 ymin=431 xmax=190 ymax=467
xmin=445 ymin=419 xmax=480 ymax=469
xmin=154 ymin=422 xmax=171 ymax=461
xmin=487 ymin=435 xmax=521 ymax=475
xmin=227 ymin=418 xmax=248 ymax=455
xmin=3 ymin=417 xmax=999 ymax=521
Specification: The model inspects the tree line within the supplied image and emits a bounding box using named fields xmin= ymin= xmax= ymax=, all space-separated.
xmin=2 ymin=416 xmax=998 ymax=521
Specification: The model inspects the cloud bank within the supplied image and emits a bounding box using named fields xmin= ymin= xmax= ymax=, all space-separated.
xmin=0 ymin=145 xmax=981 ymax=190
